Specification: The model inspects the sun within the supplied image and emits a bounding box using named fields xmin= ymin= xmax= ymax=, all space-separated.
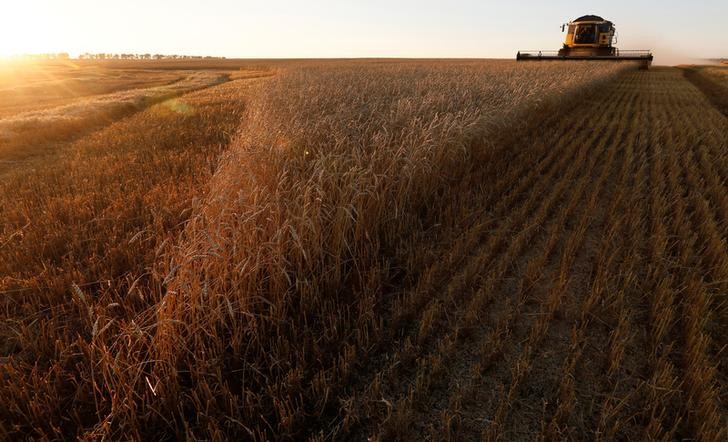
xmin=0 ymin=44 xmax=17 ymax=59
xmin=0 ymin=3 xmax=59 ymax=57
xmin=0 ymin=32 xmax=14 ymax=58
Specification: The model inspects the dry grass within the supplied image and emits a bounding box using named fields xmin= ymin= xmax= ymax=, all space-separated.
xmin=1 ymin=60 xmax=726 ymax=440
xmin=0 ymin=70 xmax=266 ymax=438
xmin=681 ymin=65 xmax=728 ymax=119
xmin=0 ymin=59 xmax=274 ymax=116
xmin=0 ymin=64 xmax=274 ymax=174
xmin=0 ymin=63 xmax=182 ymax=117
xmin=0 ymin=71 xmax=229 ymax=155
xmin=700 ymin=65 xmax=728 ymax=87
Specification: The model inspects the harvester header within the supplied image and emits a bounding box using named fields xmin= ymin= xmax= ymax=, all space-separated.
xmin=517 ymin=15 xmax=653 ymax=69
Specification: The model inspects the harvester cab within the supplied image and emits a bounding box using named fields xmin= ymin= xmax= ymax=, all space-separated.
xmin=517 ymin=15 xmax=653 ymax=69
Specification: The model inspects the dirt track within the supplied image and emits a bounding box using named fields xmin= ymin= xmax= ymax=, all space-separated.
xmin=344 ymin=67 xmax=727 ymax=440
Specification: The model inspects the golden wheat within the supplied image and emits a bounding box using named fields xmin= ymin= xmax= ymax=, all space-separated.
xmin=2 ymin=60 xmax=726 ymax=441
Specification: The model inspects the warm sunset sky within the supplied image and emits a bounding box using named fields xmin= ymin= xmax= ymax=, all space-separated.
xmin=1 ymin=0 xmax=725 ymax=64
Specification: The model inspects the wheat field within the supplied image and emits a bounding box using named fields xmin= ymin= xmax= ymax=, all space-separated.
xmin=0 ymin=60 xmax=726 ymax=440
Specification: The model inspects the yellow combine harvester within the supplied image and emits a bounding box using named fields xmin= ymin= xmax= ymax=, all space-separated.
xmin=517 ymin=15 xmax=653 ymax=69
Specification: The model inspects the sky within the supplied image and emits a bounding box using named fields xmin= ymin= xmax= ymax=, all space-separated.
xmin=1 ymin=0 xmax=726 ymax=64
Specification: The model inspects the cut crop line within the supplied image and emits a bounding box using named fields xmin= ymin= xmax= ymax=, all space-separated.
xmin=681 ymin=67 xmax=728 ymax=119
xmin=347 ymin=77 xmax=636 ymax=441
xmin=426 ymin=82 xmax=632 ymax=439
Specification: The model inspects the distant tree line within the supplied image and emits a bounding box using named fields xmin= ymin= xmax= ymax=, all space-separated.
xmin=11 ymin=53 xmax=71 ymax=60
xmin=6 ymin=53 xmax=227 ymax=61
xmin=78 ymin=53 xmax=226 ymax=60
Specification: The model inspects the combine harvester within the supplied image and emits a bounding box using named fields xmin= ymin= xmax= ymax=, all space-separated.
xmin=517 ymin=15 xmax=654 ymax=69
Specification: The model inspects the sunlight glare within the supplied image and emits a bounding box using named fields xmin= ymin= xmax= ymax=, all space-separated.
xmin=0 ymin=3 xmax=55 ymax=57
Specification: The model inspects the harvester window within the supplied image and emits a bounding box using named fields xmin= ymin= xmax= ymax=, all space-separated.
xmin=574 ymin=24 xmax=596 ymax=44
